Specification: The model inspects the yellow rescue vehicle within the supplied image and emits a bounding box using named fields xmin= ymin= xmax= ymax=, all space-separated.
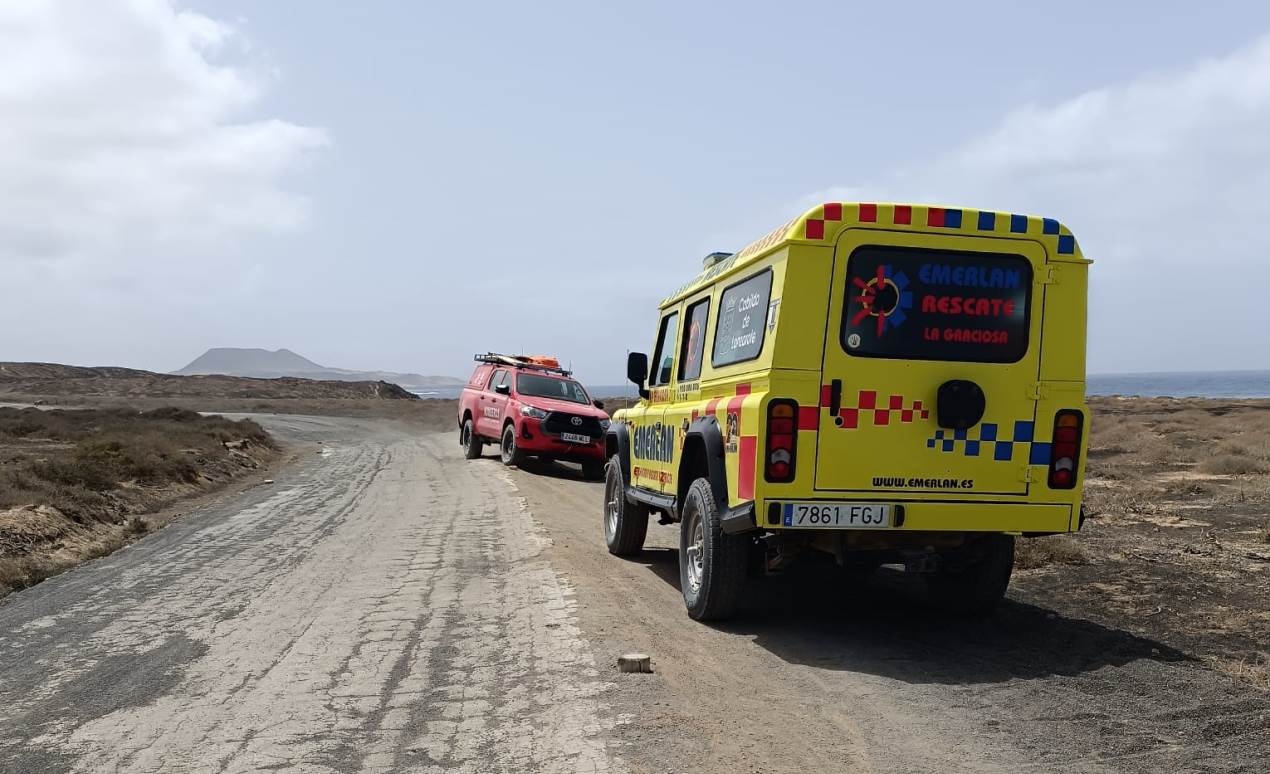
xmin=603 ymin=202 xmax=1090 ymax=621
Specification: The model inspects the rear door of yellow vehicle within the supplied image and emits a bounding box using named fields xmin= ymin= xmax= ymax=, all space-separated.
xmin=815 ymin=226 xmax=1045 ymax=496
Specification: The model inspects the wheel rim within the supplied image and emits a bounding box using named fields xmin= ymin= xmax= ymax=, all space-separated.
xmin=461 ymin=423 xmax=470 ymax=447
xmin=684 ymin=507 xmax=704 ymax=593
xmin=604 ymin=471 xmax=619 ymax=537
xmin=502 ymin=430 xmax=513 ymax=461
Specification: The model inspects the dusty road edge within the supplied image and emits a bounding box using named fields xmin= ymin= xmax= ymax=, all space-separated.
xmin=0 ymin=432 xmax=298 ymax=603
xmin=494 ymin=465 xmax=636 ymax=773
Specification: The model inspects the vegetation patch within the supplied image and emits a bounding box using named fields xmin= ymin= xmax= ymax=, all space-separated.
xmin=1015 ymin=535 xmax=1090 ymax=569
xmin=1197 ymin=454 xmax=1269 ymax=475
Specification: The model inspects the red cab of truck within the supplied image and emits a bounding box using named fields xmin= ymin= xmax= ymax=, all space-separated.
xmin=457 ymin=354 xmax=610 ymax=479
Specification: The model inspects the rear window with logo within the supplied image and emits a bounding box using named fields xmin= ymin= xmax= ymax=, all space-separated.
xmin=841 ymin=245 xmax=1032 ymax=363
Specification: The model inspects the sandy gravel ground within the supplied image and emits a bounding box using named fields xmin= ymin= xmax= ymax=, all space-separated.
xmin=1 ymin=418 xmax=1266 ymax=773
xmin=508 ymin=460 xmax=1269 ymax=774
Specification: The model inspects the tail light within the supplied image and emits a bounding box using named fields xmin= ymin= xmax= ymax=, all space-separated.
xmin=1047 ymin=410 xmax=1083 ymax=489
xmin=765 ymin=400 xmax=798 ymax=482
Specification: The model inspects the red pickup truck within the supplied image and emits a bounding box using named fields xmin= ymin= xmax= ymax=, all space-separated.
xmin=458 ymin=354 xmax=610 ymax=479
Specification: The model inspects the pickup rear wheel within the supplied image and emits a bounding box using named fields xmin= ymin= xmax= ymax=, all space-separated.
xmin=460 ymin=418 xmax=483 ymax=459
xmin=926 ymin=534 xmax=1015 ymax=615
xmin=680 ymin=478 xmax=747 ymax=622
xmin=603 ymin=456 xmax=647 ymax=556
xmin=500 ymin=424 xmax=527 ymax=467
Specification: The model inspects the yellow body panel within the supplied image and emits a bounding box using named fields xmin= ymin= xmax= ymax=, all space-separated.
xmin=618 ymin=201 xmax=1090 ymax=535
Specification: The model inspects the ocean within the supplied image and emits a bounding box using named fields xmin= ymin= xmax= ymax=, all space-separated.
xmin=410 ymin=372 xmax=1270 ymax=401
xmin=1086 ymin=370 xmax=1270 ymax=399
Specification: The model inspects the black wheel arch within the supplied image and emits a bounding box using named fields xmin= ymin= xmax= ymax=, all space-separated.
xmin=678 ymin=415 xmax=729 ymax=515
xmin=605 ymin=422 xmax=632 ymax=487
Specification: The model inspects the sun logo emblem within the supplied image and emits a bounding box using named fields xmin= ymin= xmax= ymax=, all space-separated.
xmin=851 ymin=264 xmax=913 ymax=337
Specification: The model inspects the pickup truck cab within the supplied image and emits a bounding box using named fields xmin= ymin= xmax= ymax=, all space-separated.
xmin=458 ymin=353 xmax=610 ymax=479
xmin=605 ymin=201 xmax=1091 ymax=621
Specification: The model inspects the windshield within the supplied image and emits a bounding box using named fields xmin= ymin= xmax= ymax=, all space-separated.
xmin=516 ymin=373 xmax=590 ymax=404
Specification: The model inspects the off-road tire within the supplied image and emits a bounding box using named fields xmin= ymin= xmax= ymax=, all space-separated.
xmin=582 ymin=460 xmax=605 ymax=481
xmin=926 ymin=534 xmax=1015 ymax=615
xmin=500 ymin=424 xmax=527 ymax=467
xmin=461 ymin=418 xmax=483 ymax=459
xmin=679 ymin=478 xmax=748 ymax=621
xmin=603 ymin=456 xmax=647 ymax=556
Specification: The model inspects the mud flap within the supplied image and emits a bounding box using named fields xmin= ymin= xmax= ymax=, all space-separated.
xmin=720 ymin=503 xmax=756 ymax=535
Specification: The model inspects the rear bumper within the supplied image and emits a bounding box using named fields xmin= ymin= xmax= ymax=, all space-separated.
xmin=757 ymin=498 xmax=1077 ymax=533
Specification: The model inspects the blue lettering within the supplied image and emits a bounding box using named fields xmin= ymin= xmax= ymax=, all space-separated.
xmin=915 ymin=263 xmax=1023 ymax=290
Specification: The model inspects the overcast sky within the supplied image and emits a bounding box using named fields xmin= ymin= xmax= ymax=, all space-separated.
xmin=4 ymin=1 xmax=1270 ymax=384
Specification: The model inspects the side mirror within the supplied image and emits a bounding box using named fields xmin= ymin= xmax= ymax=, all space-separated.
xmin=495 ymin=382 xmax=511 ymax=395
xmin=626 ymin=352 xmax=649 ymax=399
xmin=593 ymin=399 xmax=605 ymax=410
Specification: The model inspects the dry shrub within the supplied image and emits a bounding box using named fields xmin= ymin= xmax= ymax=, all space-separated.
xmin=1015 ymin=535 xmax=1090 ymax=569
xmin=1197 ymin=454 xmax=1269 ymax=475
xmin=0 ymin=407 xmax=274 ymax=520
xmin=0 ymin=554 xmax=60 ymax=592
xmin=33 ymin=455 xmax=118 ymax=491
xmin=1119 ymin=428 xmax=1184 ymax=466
xmin=1170 ymin=409 xmax=1212 ymax=427
xmin=1083 ymin=477 xmax=1163 ymax=516
xmin=1161 ymin=478 xmax=1216 ymax=497
xmin=1237 ymin=412 xmax=1270 ymax=434
xmin=0 ymin=525 xmax=139 ymax=596
xmin=1234 ymin=435 xmax=1270 ymax=462
xmin=1208 ymin=655 xmax=1270 ymax=692
xmin=78 ymin=530 xmax=131 ymax=561
xmin=1218 ymin=441 xmax=1256 ymax=458
xmin=1087 ymin=463 xmax=1128 ymax=481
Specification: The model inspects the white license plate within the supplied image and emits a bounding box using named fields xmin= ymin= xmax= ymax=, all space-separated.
xmin=782 ymin=502 xmax=891 ymax=528
xmin=560 ymin=432 xmax=591 ymax=444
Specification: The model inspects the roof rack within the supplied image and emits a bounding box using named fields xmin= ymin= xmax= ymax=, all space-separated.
xmin=473 ymin=352 xmax=572 ymax=377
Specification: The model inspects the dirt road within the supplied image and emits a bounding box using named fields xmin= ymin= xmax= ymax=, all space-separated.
xmin=0 ymin=418 xmax=1265 ymax=773
xmin=0 ymin=417 xmax=612 ymax=773
xmin=510 ymin=460 xmax=1270 ymax=774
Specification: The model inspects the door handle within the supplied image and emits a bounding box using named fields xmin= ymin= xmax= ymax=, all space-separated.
xmin=829 ymin=379 xmax=842 ymax=417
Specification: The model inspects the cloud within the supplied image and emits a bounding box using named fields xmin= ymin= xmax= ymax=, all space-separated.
xmin=807 ymin=34 xmax=1270 ymax=373
xmin=0 ymin=0 xmax=327 ymax=269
